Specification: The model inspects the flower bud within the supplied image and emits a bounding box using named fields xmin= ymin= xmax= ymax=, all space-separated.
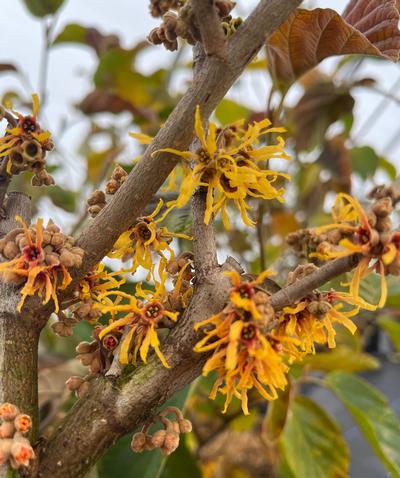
xmin=373 ymin=198 xmax=393 ymax=217
xmin=0 ymin=439 xmax=12 ymax=465
xmin=66 ymin=376 xmax=84 ymax=392
xmin=10 ymin=437 xmax=35 ymax=469
xmin=131 ymin=432 xmax=147 ymax=452
xmin=77 ymin=381 xmax=91 ymax=398
xmin=14 ymin=414 xmax=32 ymax=434
xmin=0 ymin=403 xmax=19 ymax=421
xmin=76 ymin=341 xmax=96 ymax=354
xmin=151 ymin=429 xmax=167 ymax=448
xmin=0 ymin=421 xmax=15 ymax=439
xmin=178 ymin=418 xmax=192 ymax=433
xmin=160 ymin=431 xmax=179 ymax=455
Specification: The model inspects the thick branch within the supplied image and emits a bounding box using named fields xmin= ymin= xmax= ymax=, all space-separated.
xmin=191 ymin=0 xmax=227 ymax=58
xmin=0 ymin=193 xmax=36 ymax=478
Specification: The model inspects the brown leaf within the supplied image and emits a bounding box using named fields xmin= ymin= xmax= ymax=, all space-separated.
xmin=0 ymin=63 xmax=17 ymax=73
xmin=78 ymin=89 xmax=156 ymax=122
xmin=267 ymin=0 xmax=400 ymax=85
xmin=290 ymin=81 xmax=354 ymax=151
xmin=318 ymin=136 xmax=352 ymax=193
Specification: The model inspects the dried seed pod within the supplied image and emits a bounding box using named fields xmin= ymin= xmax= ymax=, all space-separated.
xmin=76 ymin=341 xmax=97 ymax=354
xmin=375 ymin=216 xmax=392 ymax=233
xmin=76 ymin=381 xmax=91 ymax=398
xmin=66 ymin=376 xmax=85 ymax=392
xmin=21 ymin=139 xmax=42 ymax=159
xmin=87 ymin=190 xmax=106 ymax=207
xmin=51 ymin=320 xmax=73 ymax=337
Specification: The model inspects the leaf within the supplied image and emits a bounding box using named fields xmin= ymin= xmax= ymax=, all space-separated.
xmin=47 ymin=186 xmax=77 ymax=213
xmin=290 ymin=81 xmax=354 ymax=151
xmin=79 ymin=90 xmax=142 ymax=116
xmin=263 ymin=387 xmax=291 ymax=443
xmin=161 ymin=436 xmax=201 ymax=478
xmin=22 ymin=0 xmax=65 ymax=17
xmin=270 ymin=211 xmax=300 ymax=236
xmin=350 ymin=146 xmax=379 ymax=179
xmin=378 ymin=317 xmax=400 ymax=352
xmin=53 ymin=23 xmax=121 ymax=56
xmin=326 ymin=371 xmax=400 ymax=477
xmin=267 ymin=0 xmax=400 ymax=87
xmin=280 ymin=396 xmax=349 ymax=478
xmin=0 ymin=64 xmax=17 ymax=73
xmin=302 ymin=346 xmax=380 ymax=373
xmin=215 ymin=99 xmax=249 ymax=124
xmin=378 ymin=156 xmax=397 ymax=180
xmin=318 ymin=136 xmax=352 ymax=193
xmin=98 ymin=386 xmax=193 ymax=478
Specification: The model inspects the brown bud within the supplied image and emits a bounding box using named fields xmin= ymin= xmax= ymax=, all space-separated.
xmin=131 ymin=432 xmax=147 ymax=453
xmin=0 ymin=421 xmax=15 ymax=439
xmin=0 ymin=439 xmax=12 ymax=465
xmin=77 ymin=381 xmax=91 ymax=398
xmin=14 ymin=414 xmax=32 ymax=434
xmin=151 ymin=429 xmax=167 ymax=448
xmin=373 ymin=198 xmax=393 ymax=217
xmin=76 ymin=341 xmax=97 ymax=354
xmin=88 ymin=204 xmax=105 ymax=217
xmin=89 ymin=354 xmax=102 ymax=374
xmin=87 ymin=190 xmax=106 ymax=206
xmin=59 ymin=249 xmax=76 ymax=267
xmin=10 ymin=437 xmax=35 ymax=469
xmin=52 ymin=320 xmax=73 ymax=337
xmin=0 ymin=403 xmax=19 ymax=421
xmin=367 ymin=211 xmax=377 ymax=228
xmin=375 ymin=216 xmax=392 ymax=233
xmin=66 ymin=376 xmax=85 ymax=392
xmin=178 ymin=418 xmax=192 ymax=433
xmin=45 ymin=252 xmax=60 ymax=266
xmin=3 ymin=241 xmax=19 ymax=259
xmin=160 ymin=431 xmax=180 ymax=455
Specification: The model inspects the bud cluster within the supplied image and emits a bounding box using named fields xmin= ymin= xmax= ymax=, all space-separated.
xmin=147 ymin=0 xmax=236 ymax=51
xmin=87 ymin=165 xmax=128 ymax=217
xmin=149 ymin=0 xmax=185 ymax=17
xmin=0 ymin=219 xmax=84 ymax=285
xmin=0 ymin=403 xmax=35 ymax=470
xmin=66 ymin=326 xmax=122 ymax=397
xmin=131 ymin=407 xmax=192 ymax=456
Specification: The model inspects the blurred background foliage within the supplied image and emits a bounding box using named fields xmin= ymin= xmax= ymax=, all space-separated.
xmin=2 ymin=0 xmax=400 ymax=477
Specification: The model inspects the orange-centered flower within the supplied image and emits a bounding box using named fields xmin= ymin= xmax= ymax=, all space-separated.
xmin=99 ymin=290 xmax=179 ymax=368
xmin=153 ymin=105 xmax=291 ymax=229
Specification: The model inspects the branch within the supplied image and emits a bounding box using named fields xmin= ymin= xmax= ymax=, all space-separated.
xmin=191 ymin=0 xmax=227 ymax=58
xmin=270 ymin=254 xmax=361 ymax=310
xmin=0 ymin=193 xmax=37 ymax=478
xmin=37 ymin=252 xmax=359 ymax=478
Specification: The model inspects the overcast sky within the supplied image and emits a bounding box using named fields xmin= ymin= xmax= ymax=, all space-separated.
xmin=1 ymin=0 xmax=400 ymax=227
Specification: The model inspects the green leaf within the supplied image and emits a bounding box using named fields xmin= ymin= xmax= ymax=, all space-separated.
xmin=47 ymin=186 xmax=77 ymax=213
xmin=326 ymin=371 xmax=400 ymax=477
xmin=161 ymin=436 xmax=201 ymax=478
xmin=378 ymin=317 xmax=400 ymax=352
xmin=303 ymin=346 xmax=380 ymax=373
xmin=98 ymin=386 xmax=193 ymax=478
xmin=263 ymin=386 xmax=291 ymax=442
xmin=378 ymin=156 xmax=397 ymax=180
xmin=22 ymin=0 xmax=65 ymax=17
xmin=350 ymin=146 xmax=379 ymax=179
xmin=53 ymin=24 xmax=89 ymax=45
xmin=215 ymin=99 xmax=249 ymax=124
xmin=280 ymin=396 xmax=349 ymax=478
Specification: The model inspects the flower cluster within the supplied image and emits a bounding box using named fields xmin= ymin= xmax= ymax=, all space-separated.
xmin=0 ymin=217 xmax=84 ymax=312
xmin=0 ymin=94 xmax=54 ymax=186
xmin=194 ymin=270 xmax=296 ymax=414
xmin=153 ymin=106 xmax=290 ymax=228
xmin=288 ymin=188 xmax=400 ymax=308
xmin=131 ymin=407 xmax=192 ymax=456
xmin=0 ymin=403 xmax=35 ymax=470
xmin=194 ymin=266 xmax=376 ymax=414
xmin=109 ymin=199 xmax=191 ymax=280
xmin=99 ymin=287 xmax=179 ymax=368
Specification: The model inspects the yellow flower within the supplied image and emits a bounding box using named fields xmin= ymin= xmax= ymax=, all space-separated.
xmin=79 ymin=263 xmax=125 ymax=302
xmin=0 ymin=217 xmax=71 ymax=312
xmin=195 ymin=307 xmax=294 ymax=414
xmin=0 ymin=94 xmax=52 ymax=168
xmin=99 ymin=289 xmax=179 ymax=368
xmin=154 ymin=105 xmax=290 ymax=229
xmin=109 ymin=199 xmax=191 ymax=280
xmin=194 ymin=270 xmax=295 ymax=414
xmin=311 ymin=193 xmax=395 ymax=308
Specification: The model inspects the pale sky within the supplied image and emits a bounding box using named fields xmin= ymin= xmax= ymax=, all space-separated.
xmin=0 ymin=0 xmax=399 ymax=227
